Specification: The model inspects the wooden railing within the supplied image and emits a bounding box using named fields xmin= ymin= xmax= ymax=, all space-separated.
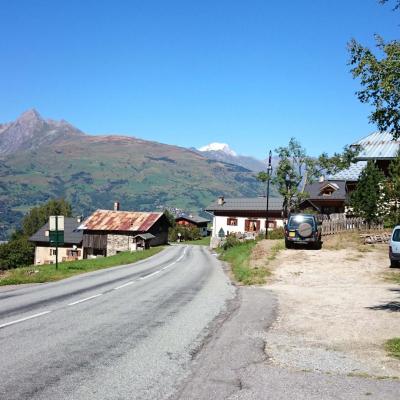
xmin=321 ymin=218 xmax=384 ymax=236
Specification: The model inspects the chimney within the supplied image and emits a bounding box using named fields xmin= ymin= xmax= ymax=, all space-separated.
xmin=218 ymin=196 xmax=225 ymax=206
xmin=114 ymin=201 xmax=120 ymax=211
xmin=319 ymin=175 xmax=325 ymax=183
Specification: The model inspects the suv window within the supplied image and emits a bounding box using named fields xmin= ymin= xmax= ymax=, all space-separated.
xmin=393 ymin=229 xmax=400 ymax=242
xmin=288 ymin=215 xmax=315 ymax=229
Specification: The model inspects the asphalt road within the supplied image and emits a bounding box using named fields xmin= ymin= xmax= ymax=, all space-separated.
xmin=175 ymin=287 xmax=400 ymax=400
xmin=0 ymin=245 xmax=235 ymax=400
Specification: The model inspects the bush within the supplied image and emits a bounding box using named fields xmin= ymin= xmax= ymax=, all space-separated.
xmin=222 ymin=235 xmax=241 ymax=250
xmin=267 ymin=227 xmax=285 ymax=240
xmin=0 ymin=238 xmax=34 ymax=270
xmin=169 ymin=225 xmax=202 ymax=242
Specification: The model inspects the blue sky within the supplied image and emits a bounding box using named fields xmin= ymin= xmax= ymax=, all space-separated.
xmin=0 ymin=0 xmax=398 ymax=159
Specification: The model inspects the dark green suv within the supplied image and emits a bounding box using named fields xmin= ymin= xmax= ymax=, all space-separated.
xmin=284 ymin=214 xmax=322 ymax=249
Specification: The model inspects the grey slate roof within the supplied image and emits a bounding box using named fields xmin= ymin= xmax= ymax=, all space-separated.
xmin=29 ymin=217 xmax=83 ymax=245
xmin=303 ymin=180 xmax=346 ymax=201
xmin=206 ymin=197 xmax=283 ymax=212
xmin=134 ymin=233 xmax=156 ymax=240
xmin=329 ymin=161 xmax=367 ymax=181
xmin=175 ymin=215 xmax=210 ymax=224
xmin=353 ymin=131 xmax=399 ymax=160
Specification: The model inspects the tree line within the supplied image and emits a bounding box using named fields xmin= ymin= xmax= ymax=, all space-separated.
xmin=0 ymin=199 xmax=72 ymax=270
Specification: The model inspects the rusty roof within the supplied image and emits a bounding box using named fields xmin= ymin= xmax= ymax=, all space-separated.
xmin=78 ymin=210 xmax=163 ymax=232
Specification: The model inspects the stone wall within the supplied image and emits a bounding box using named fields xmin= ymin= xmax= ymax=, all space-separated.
xmin=106 ymin=234 xmax=135 ymax=256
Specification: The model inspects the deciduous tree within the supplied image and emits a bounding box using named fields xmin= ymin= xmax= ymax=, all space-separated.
xmin=348 ymin=1 xmax=400 ymax=138
xmin=273 ymin=138 xmax=357 ymax=216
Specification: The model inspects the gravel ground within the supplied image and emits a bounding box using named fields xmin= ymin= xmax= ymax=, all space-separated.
xmin=263 ymin=236 xmax=400 ymax=378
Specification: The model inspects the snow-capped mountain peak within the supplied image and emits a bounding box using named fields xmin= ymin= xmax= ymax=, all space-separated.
xmin=198 ymin=142 xmax=237 ymax=157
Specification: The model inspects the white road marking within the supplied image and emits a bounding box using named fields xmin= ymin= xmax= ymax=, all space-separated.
xmin=68 ymin=293 xmax=103 ymax=306
xmin=0 ymin=311 xmax=51 ymax=329
xmin=114 ymin=281 xmax=135 ymax=290
xmin=114 ymin=247 xmax=188 ymax=288
xmin=139 ymin=270 xmax=161 ymax=280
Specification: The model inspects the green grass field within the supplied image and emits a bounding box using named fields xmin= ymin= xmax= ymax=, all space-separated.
xmin=0 ymin=247 xmax=164 ymax=286
xmin=184 ymin=237 xmax=211 ymax=246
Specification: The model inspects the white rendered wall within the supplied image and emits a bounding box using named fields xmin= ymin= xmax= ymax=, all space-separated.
xmin=212 ymin=215 xmax=284 ymax=237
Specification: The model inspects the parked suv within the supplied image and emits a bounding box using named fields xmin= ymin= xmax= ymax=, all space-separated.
xmin=389 ymin=226 xmax=400 ymax=268
xmin=284 ymin=214 xmax=322 ymax=249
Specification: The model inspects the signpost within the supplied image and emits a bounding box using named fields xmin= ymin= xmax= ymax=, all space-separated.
xmin=49 ymin=216 xmax=64 ymax=270
xmin=265 ymin=150 xmax=273 ymax=239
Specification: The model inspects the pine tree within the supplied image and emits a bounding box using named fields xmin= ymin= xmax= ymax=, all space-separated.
xmin=386 ymin=152 xmax=400 ymax=225
xmin=350 ymin=161 xmax=386 ymax=224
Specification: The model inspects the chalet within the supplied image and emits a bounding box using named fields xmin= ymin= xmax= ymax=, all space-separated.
xmin=206 ymin=196 xmax=284 ymax=245
xmin=301 ymin=132 xmax=399 ymax=216
xmin=300 ymin=179 xmax=347 ymax=215
xmin=78 ymin=207 xmax=169 ymax=257
xmin=29 ymin=217 xmax=83 ymax=265
xmin=175 ymin=215 xmax=210 ymax=237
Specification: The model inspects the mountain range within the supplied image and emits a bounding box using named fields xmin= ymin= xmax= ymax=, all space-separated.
xmin=0 ymin=110 xmax=275 ymax=240
xmin=194 ymin=143 xmax=268 ymax=172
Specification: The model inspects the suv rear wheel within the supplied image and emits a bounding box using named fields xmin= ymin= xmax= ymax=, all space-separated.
xmin=285 ymin=239 xmax=293 ymax=249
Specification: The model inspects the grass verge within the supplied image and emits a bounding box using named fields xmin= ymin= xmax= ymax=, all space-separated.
xmin=219 ymin=240 xmax=283 ymax=285
xmin=0 ymin=247 xmax=164 ymax=286
xmin=385 ymin=338 xmax=400 ymax=359
xmin=384 ymin=272 xmax=400 ymax=284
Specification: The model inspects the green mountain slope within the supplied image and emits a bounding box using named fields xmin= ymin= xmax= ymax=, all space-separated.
xmin=0 ymin=111 xmax=266 ymax=239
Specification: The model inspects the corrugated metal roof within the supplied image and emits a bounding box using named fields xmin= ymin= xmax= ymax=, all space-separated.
xmin=329 ymin=161 xmax=367 ymax=181
xmin=29 ymin=217 xmax=83 ymax=244
xmin=354 ymin=131 xmax=400 ymax=160
xmin=78 ymin=210 xmax=163 ymax=232
xmin=206 ymin=197 xmax=283 ymax=212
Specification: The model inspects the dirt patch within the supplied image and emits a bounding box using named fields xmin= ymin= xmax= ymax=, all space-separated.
xmin=263 ymin=234 xmax=400 ymax=378
xmin=249 ymin=239 xmax=283 ymax=269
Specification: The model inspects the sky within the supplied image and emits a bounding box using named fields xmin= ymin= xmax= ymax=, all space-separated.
xmin=0 ymin=0 xmax=398 ymax=159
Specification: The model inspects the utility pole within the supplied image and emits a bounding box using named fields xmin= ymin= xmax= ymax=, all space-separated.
xmin=265 ymin=150 xmax=273 ymax=239
xmin=55 ymin=216 xmax=58 ymax=270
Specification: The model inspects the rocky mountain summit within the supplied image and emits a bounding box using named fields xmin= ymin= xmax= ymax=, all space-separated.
xmin=0 ymin=109 xmax=84 ymax=155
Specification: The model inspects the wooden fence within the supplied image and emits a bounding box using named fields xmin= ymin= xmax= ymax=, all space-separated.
xmin=321 ymin=217 xmax=384 ymax=236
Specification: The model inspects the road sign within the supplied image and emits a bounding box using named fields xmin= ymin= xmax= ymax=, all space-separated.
xmin=49 ymin=216 xmax=64 ymax=231
xmin=49 ymin=231 xmax=64 ymax=246
xmin=49 ymin=215 xmax=65 ymax=270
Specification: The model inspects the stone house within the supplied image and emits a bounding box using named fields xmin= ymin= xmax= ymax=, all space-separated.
xmin=78 ymin=208 xmax=170 ymax=257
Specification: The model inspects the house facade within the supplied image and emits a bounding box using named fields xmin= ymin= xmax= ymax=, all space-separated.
xmin=300 ymin=179 xmax=347 ymax=215
xmin=175 ymin=215 xmax=210 ymax=237
xmin=78 ymin=209 xmax=169 ymax=257
xmin=29 ymin=217 xmax=83 ymax=265
xmin=206 ymin=197 xmax=284 ymax=243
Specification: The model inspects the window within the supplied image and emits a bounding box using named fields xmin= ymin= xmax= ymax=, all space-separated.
xmin=227 ymin=218 xmax=238 ymax=226
xmin=49 ymin=249 xmax=57 ymax=256
xmin=266 ymin=220 xmax=277 ymax=229
xmin=393 ymin=229 xmax=400 ymax=242
xmin=245 ymin=219 xmax=260 ymax=232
